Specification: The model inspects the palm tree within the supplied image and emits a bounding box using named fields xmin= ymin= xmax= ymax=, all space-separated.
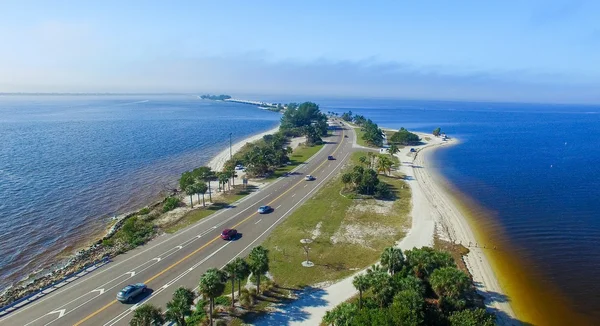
xmin=366 ymin=152 xmax=375 ymax=169
xmin=185 ymin=185 xmax=195 ymax=208
xmin=196 ymin=182 xmax=208 ymax=207
xmin=199 ymin=167 xmax=216 ymax=202
xmin=388 ymin=143 xmax=399 ymax=157
xmin=218 ymin=172 xmax=229 ymax=192
xmin=341 ymin=173 xmax=353 ymax=190
xmin=248 ymin=246 xmax=269 ymax=294
xmin=429 ymin=267 xmax=471 ymax=299
xmin=322 ymin=302 xmax=357 ymax=326
xmin=198 ymin=268 xmax=227 ymax=326
xmin=223 ymin=261 xmax=237 ymax=307
xmin=130 ymin=304 xmax=164 ymax=326
xmin=358 ymin=156 xmax=367 ymax=167
xmin=234 ymin=257 xmax=250 ymax=297
xmin=352 ymin=274 xmax=370 ymax=309
xmin=376 ymin=155 xmax=393 ymax=176
xmin=165 ymin=287 xmax=194 ymax=326
xmin=380 ymin=247 xmax=405 ymax=276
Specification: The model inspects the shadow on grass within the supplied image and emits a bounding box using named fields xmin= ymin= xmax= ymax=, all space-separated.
xmin=247 ymin=286 xmax=328 ymax=326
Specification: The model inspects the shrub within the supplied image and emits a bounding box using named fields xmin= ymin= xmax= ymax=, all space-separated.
xmin=163 ymin=197 xmax=180 ymax=212
xmin=186 ymin=310 xmax=206 ymax=325
xmin=102 ymin=238 xmax=114 ymax=247
xmin=214 ymin=296 xmax=231 ymax=306
xmin=119 ymin=216 xmax=155 ymax=246
xmin=375 ymin=182 xmax=393 ymax=199
xmin=239 ymin=288 xmax=256 ymax=308
xmin=138 ymin=207 xmax=150 ymax=215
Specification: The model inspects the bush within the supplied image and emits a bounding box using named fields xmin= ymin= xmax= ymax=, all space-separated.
xmin=119 ymin=216 xmax=155 ymax=247
xmin=214 ymin=296 xmax=231 ymax=306
xmin=163 ymin=197 xmax=180 ymax=212
xmin=138 ymin=207 xmax=150 ymax=215
xmin=375 ymin=183 xmax=393 ymax=199
xmin=239 ymin=288 xmax=256 ymax=308
xmin=186 ymin=310 xmax=206 ymax=325
xmin=196 ymin=299 xmax=209 ymax=310
xmin=102 ymin=238 xmax=114 ymax=247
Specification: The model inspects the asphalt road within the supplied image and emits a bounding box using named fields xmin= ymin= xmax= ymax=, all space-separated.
xmin=0 ymin=122 xmax=355 ymax=326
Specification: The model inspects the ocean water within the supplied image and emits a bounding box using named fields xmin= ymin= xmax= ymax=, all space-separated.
xmin=0 ymin=95 xmax=280 ymax=291
xmin=315 ymin=98 xmax=600 ymax=322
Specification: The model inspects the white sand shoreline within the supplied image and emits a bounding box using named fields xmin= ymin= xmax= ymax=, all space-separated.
xmin=255 ymin=130 xmax=516 ymax=325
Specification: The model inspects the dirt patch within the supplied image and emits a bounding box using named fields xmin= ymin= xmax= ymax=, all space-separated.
xmin=330 ymin=222 xmax=396 ymax=249
xmin=311 ymin=222 xmax=322 ymax=240
xmin=348 ymin=199 xmax=394 ymax=215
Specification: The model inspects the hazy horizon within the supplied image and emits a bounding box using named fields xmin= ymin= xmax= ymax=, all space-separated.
xmin=1 ymin=1 xmax=599 ymax=104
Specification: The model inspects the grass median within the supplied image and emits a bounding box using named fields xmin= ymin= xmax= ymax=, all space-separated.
xmin=262 ymin=152 xmax=412 ymax=288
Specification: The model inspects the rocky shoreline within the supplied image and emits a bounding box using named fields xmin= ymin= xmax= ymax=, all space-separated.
xmin=0 ymin=194 xmax=170 ymax=309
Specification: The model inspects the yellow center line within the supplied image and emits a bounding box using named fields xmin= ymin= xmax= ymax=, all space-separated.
xmin=73 ymin=127 xmax=346 ymax=325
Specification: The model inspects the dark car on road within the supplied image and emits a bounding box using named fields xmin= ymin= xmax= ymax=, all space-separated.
xmin=221 ymin=228 xmax=238 ymax=240
xmin=117 ymin=283 xmax=147 ymax=303
xmin=257 ymin=205 xmax=273 ymax=214
xmin=327 ymin=155 xmax=335 ymax=160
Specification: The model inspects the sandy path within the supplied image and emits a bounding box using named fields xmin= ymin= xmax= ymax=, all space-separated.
xmin=254 ymin=132 xmax=516 ymax=325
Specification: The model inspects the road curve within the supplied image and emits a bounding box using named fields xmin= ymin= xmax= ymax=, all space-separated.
xmin=0 ymin=122 xmax=355 ymax=326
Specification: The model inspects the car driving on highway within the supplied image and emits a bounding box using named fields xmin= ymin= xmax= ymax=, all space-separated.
xmin=257 ymin=205 xmax=273 ymax=214
xmin=221 ymin=228 xmax=238 ymax=240
xmin=117 ymin=283 xmax=147 ymax=303
xmin=328 ymin=155 xmax=335 ymax=160
xmin=305 ymin=175 xmax=315 ymax=181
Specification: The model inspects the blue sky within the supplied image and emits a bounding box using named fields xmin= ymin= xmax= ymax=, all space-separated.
xmin=1 ymin=0 xmax=599 ymax=103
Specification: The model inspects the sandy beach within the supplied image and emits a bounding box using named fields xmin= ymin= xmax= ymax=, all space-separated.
xmin=256 ymin=131 xmax=516 ymax=325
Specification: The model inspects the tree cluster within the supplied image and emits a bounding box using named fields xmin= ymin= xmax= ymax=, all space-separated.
xmin=130 ymin=246 xmax=271 ymax=326
xmin=200 ymin=94 xmax=232 ymax=101
xmin=280 ymin=102 xmax=328 ymax=145
xmin=342 ymin=154 xmax=395 ymax=199
xmin=433 ymin=127 xmax=442 ymax=137
xmin=323 ymin=246 xmax=495 ymax=326
xmin=179 ymin=166 xmax=218 ymax=206
xmin=237 ymin=132 xmax=292 ymax=177
xmin=390 ymin=128 xmax=421 ymax=146
xmin=341 ymin=110 xmax=353 ymax=122
xmin=360 ymin=119 xmax=385 ymax=147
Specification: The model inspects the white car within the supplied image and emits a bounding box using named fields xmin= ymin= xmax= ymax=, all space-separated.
xmin=305 ymin=175 xmax=315 ymax=181
xmin=235 ymin=164 xmax=244 ymax=170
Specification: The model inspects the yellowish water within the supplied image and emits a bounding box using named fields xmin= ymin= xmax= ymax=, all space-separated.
xmin=443 ymin=183 xmax=594 ymax=325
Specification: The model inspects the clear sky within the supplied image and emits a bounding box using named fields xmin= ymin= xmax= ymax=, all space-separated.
xmin=1 ymin=0 xmax=599 ymax=103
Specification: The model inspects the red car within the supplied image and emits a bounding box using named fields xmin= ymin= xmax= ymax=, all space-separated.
xmin=221 ymin=229 xmax=238 ymax=240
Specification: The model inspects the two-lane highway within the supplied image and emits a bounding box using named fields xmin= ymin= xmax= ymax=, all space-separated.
xmin=0 ymin=122 xmax=356 ymax=326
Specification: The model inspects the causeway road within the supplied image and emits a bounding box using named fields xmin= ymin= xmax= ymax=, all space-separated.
xmin=0 ymin=122 xmax=355 ymax=326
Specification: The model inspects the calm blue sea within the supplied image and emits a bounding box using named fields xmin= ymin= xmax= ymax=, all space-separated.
xmin=0 ymin=95 xmax=280 ymax=290
xmin=310 ymin=98 xmax=600 ymax=321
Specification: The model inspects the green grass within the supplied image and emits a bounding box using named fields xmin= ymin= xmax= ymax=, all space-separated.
xmin=164 ymin=187 xmax=255 ymax=234
xmin=262 ymin=151 xmax=412 ymax=288
xmin=354 ymin=127 xmax=381 ymax=148
xmin=223 ymin=278 xmax=248 ymax=298
xmin=268 ymin=144 xmax=324 ymax=179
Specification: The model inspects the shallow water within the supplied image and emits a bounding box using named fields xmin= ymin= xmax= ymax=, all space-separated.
xmin=0 ymin=95 xmax=280 ymax=291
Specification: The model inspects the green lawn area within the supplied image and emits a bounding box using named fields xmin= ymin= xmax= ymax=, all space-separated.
xmin=262 ymin=152 xmax=412 ymax=288
xmin=164 ymin=186 xmax=254 ymax=234
xmin=268 ymin=144 xmax=324 ymax=179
